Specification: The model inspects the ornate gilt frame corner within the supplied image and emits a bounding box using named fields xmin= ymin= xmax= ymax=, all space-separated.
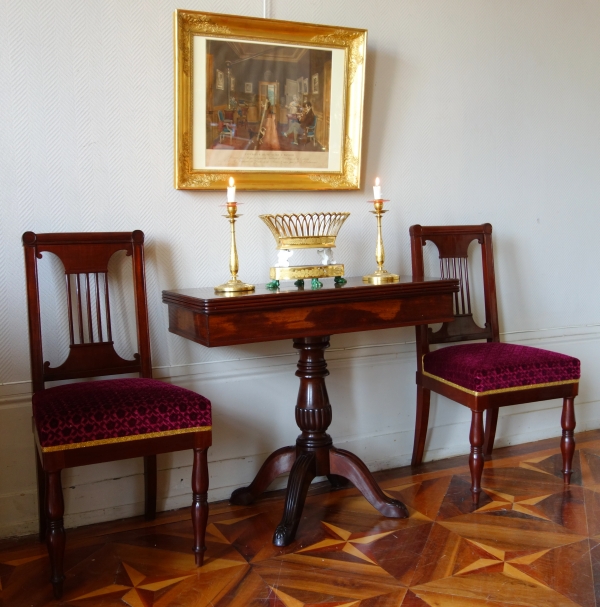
xmin=174 ymin=9 xmax=367 ymax=191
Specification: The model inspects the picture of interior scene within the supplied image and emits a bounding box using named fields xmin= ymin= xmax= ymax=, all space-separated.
xmin=205 ymin=40 xmax=332 ymax=155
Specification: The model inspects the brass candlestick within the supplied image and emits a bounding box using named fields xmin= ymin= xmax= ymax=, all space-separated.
xmin=363 ymin=199 xmax=399 ymax=284
xmin=214 ymin=202 xmax=255 ymax=293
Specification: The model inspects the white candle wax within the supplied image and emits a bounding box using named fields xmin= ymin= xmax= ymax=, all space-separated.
xmin=227 ymin=177 xmax=236 ymax=202
xmin=373 ymin=177 xmax=382 ymax=200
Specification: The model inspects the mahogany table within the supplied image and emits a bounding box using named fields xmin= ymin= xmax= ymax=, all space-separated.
xmin=162 ymin=276 xmax=458 ymax=546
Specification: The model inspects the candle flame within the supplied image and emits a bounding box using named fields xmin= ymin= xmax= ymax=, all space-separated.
xmin=229 ymin=177 xmax=235 ymax=187
xmin=375 ymin=177 xmax=380 ymax=186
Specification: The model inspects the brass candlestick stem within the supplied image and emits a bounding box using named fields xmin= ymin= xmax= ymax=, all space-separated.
xmin=363 ymin=199 xmax=399 ymax=284
xmin=214 ymin=203 xmax=255 ymax=293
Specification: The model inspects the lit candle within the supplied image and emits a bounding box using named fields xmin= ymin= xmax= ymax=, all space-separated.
xmin=373 ymin=177 xmax=382 ymax=200
xmin=227 ymin=177 xmax=236 ymax=203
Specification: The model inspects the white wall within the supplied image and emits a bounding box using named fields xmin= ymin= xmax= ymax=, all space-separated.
xmin=1 ymin=0 xmax=599 ymax=537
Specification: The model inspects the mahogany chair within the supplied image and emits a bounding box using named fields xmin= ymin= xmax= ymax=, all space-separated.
xmin=410 ymin=224 xmax=580 ymax=504
xmin=22 ymin=231 xmax=212 ymax=598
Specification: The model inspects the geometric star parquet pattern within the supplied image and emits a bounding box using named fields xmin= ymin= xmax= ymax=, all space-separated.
xmin=2 ymin=429 xmax=600 ymax=606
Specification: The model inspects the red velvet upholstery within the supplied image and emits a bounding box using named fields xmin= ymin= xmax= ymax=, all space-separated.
xmin=33 ymin=378 xmax=211 ymax=450
xmin=423 ymin=342 xmax=580 ymax=394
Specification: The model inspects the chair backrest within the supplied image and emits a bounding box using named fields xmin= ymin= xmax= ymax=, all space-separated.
xmin=410 ymin=224 xmax=500 ymax=348
xmin=23 ymin=231 xmax=152 ymax=393
xmin=217 ymin=110 xmax=225 ymax=121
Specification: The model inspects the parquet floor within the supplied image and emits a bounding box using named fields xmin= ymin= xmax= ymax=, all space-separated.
xmin=2 ymin=429 xmax=600 ymax=606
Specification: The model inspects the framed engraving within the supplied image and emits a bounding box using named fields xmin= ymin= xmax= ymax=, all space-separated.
xmin=174 ymin=10 xmax=367 ymax=190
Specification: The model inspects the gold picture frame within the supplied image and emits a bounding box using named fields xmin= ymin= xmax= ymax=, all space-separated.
xmin=174 ymin=10 xmax=367 ymax=190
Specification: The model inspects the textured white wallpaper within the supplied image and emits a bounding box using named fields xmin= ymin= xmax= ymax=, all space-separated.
xmin=1 ymin=0 xmax=600 ymax=534
xmin=2 ymin=0 xmax=600 ymax=383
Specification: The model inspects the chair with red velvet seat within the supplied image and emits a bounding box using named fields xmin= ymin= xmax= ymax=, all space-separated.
xmin=410 ymin=224 xmax=580 ymax=505
xmin=23 ymin=231 xmax=212 ymax=599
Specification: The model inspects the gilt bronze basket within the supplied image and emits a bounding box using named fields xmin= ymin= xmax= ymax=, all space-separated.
xmin=259 ymin=212 xmax=350 ymax=250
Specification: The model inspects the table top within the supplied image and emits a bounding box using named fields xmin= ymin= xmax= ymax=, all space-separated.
xmin=162 ymin=275 xmax=458 ymax=313
xmin=162 ymin=276 xmax=459 ymax=347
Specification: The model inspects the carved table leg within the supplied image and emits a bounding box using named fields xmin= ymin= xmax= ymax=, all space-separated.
xmin=330 ymin=448 xmax=408 ymax=517
xmin=273 ymin=453 xmax=316 ymax=546
xmin=230 ymin=446 xmax=296 ymax=506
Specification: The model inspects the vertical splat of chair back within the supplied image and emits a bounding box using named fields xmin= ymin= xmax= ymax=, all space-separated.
xmin=23 ymin=231 xmax=152 ymax=393
xmin=410 ymin=224 xmax=500 ymax=345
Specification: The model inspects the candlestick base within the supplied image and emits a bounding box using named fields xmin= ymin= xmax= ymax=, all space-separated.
xmin=362 ymin=269 xmax=400 ymax=284
xmin=214 ymin=278 xmax=255 ymax=293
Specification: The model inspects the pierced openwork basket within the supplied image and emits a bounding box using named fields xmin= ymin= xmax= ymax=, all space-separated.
xmin=259 ymin=212 xmax=350 ymax=250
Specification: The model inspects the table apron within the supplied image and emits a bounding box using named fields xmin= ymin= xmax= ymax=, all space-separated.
xmin=166 ymin=294 xmax=455 ymax=347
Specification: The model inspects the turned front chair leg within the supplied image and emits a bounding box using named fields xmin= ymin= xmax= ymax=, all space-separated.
xmin=561 ymin=397 xmax=576 ymax=484
xmin=47 ymin=470 xmax=65 ymax=599
xmin=192 ymin=447 xmax=209 ymax=567
xmin=469 ymin=410 xmax=485 ymax=505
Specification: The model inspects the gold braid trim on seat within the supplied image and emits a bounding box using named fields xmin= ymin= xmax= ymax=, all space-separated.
xmin=421 ymin=361 xmax=579 ymax=397
xmin=40 ymin=425 xmax=212 ymax=453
